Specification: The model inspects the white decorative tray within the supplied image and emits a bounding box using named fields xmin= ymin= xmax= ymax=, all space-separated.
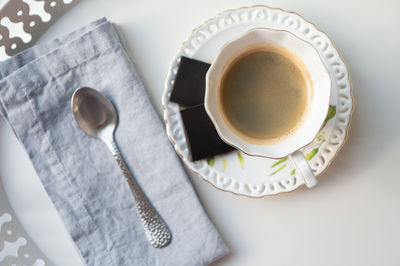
xmin=0 ymin=1 xmax=76 ymax=265
xmin=0 ymin=185 xmax=48 ymax=266
xmin=162 ymin=5 xmax=353 ymax=197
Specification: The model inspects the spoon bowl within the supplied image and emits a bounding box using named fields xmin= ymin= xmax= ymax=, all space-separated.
xmin=71 ymin=87 xmax=117 ymax=139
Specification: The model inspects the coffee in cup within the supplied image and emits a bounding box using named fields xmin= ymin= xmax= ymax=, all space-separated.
xmin=219 ymin=44 xmax=312 ymax=145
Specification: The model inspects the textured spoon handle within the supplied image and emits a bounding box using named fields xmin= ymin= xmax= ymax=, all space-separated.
xmin=106 ymin=139 xmax=171 ymax=248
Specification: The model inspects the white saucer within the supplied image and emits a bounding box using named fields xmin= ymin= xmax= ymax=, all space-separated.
xmin=162 ymin=5 xmax=353 ymax=197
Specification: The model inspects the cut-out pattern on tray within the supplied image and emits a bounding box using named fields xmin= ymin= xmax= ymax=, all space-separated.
xmin=0 ymin=206 xmax=49 ymax=265
xmin=0 ymin=0 xmax=78 ymax=60
xmin=1 ymin=175 xmax=50 ymax=265
xmin=163 ymin=6 xmax=353 ymax=197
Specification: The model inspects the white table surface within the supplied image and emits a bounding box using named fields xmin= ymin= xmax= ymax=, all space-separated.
xmin=1 ymin=0 xmax=400 ymax=265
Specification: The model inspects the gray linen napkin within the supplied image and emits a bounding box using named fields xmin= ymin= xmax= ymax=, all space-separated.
xmin=0 ymin=18 xmax=228 ymax=266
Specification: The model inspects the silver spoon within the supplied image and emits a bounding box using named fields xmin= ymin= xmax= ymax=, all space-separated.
xmin=71 ymin=87 xmax=171 ymax=248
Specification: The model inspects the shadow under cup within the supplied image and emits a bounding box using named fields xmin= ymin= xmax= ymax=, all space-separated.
xmin=204 ymin=28 xmax=331 ymax=188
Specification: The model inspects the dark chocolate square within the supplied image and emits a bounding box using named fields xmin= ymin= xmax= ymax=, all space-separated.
xmin=180 ymin=104 xmax=235 ymax=161
xmin=170 ymin=56 xmax=210 ymax=106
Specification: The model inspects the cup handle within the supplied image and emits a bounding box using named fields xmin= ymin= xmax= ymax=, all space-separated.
xmin=289 ymin=150 xmax=318 ymax=188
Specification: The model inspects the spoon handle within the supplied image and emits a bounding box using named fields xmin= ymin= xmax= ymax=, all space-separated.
xmin=105 ymin=139 xmax=172 ymax=248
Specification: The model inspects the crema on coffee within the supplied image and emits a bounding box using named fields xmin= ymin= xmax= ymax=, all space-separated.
xmin=219 ymin=44 xmax=312 ymax=144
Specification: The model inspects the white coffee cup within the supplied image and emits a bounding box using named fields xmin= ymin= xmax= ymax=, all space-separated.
xmin=204 ymin=28 xmax=331 ymax=188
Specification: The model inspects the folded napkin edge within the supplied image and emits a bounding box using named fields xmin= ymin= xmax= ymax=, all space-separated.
xmin=0 ymin=19 xmax=120 ymax=92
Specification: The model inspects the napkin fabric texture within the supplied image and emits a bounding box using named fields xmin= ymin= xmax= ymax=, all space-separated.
xmin=0 ymin=18 xmax=228 ymax=266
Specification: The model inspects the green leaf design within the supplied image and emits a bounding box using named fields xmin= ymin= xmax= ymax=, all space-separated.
xmin=305 ymin=148 xmax=319 ymax=161
xmin=222 ymin=158 xmax=227 ymax=171
xmin=271 ymin=157 xmax=288 ymax=168
xmin=237 ymin=152 xmax=244 ymax=169
xmin=207 ymin=157 xmax=215 ymax=167
xmin=270 ymin=164 xmax=286 ymax=176
xmin=316 ymin=132 xmax=326 ymax=143
xmin=324 ymin=105 xmax=336 ymax=122
xmin=290 ymin=169 xmax=296 ymax=175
